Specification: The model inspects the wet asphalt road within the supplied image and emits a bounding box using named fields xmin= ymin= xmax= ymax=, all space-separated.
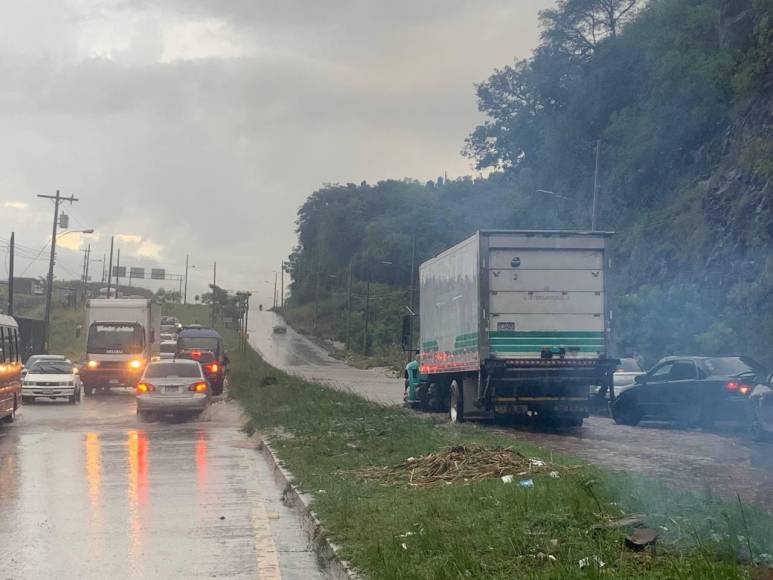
xmin=249 ymin=311 xmax=773 ymax=512
xmin=0 ymin=391 xmax=325 ymax=580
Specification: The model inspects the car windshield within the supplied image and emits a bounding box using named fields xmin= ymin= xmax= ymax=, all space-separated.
xmin=143 ymin=363 xmax=201 ymax=379
xmin=704 ymin=357 xmax=764 ymax=377
xmin=87 ymin=323 xmax=144 ymax=354
xmin=29 ymin=361 xmax=73 ymax=374
xmin=618 ymin=358 xmax=642 ymax=372
xmin=178 ymin=337 xmax=220 ymax=352
xmin=160 ymin=342 xmax=177 ymax=353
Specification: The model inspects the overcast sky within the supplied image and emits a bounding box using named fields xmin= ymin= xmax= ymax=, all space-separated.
xmin=0 ymin=0 xmax=552 ymax=305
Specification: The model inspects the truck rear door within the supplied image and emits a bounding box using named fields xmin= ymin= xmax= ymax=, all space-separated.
xmin=485 ymin=235 xmax=607 ymax=359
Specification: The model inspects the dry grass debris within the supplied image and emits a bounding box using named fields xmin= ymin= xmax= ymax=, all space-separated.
xmin=357 ymin=445 xmax=571 ymax=487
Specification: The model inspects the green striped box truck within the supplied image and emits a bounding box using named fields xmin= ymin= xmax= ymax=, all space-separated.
xmin=404 ymin=230 xmax=617 ymax=426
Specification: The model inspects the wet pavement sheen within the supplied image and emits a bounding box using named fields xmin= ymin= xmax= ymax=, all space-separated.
xmin=249 ymin=311 xmax=773 ymax=512
xmin=0 ymin=391 xmax=325 ymax=580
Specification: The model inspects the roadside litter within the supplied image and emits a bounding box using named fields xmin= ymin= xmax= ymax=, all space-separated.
xmin=356 ymin=445 xmax=574 ymax=487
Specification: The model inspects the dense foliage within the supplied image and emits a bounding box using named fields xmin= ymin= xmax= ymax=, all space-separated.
xmin=286 ymin=0 xmax=772 ymax=366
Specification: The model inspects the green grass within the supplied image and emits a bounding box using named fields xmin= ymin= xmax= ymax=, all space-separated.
xmin=225 ymin=329 xmax=773 ymax=579
xmin=49 ymin=307 xmax=86 ymax=361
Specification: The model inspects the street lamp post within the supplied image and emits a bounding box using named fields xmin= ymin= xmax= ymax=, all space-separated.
xmin=42 ymin=227 xmax=94 ymax=353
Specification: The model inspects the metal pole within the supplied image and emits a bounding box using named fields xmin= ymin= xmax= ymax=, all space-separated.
xmin=184 ymin=254 xmax=189 ymax=305
xmin=280 ymin=261 xmax=285 ymax=310
xmin=210 ymin=261 xmax=216 ymax=327
xmin=273 ymin=271 xmax=278 ymax=310
xmin=107 ymin=236 xmax=114 ymax=299
xmin=408 ymin=233 xmax=416 ymax=351
xmin=7 ymin=232 xmax=14 ymax=316
xmin=362 ymin=252 xmax=370 ymax=355
xmin=346 ymin=259 xmax=353 ymax=350
xmin=115 ymin=248 xmax=121 ymax=298
xmin=592 ymin=139 xmax=601 ymax=231
xmin=81 ymin=247 xmax=88 ymax=303
xmin=83 ymin=244 xmax=91 ymax=304
xmin=102 ymin=253 xmax=106 ymax=284
xmin=41 ymin=190 xmax=62 ymax=353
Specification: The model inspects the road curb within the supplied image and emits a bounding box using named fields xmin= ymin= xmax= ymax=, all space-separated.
xmin=257 ymin=438 xmax=363 ymax=580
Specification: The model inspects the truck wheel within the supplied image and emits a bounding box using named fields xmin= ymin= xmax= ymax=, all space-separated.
xmin=449 ymin=380 xmax=464 ymax=424
xmin=2 ymin=397 xmax=17 ymax=423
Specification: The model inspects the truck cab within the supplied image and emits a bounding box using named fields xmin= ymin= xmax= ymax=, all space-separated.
xmin=81 ymin=299 xmax=160 ymax=395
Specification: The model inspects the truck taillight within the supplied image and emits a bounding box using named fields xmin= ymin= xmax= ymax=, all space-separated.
xmin=208 ymin=363 xmax=219 ymax=373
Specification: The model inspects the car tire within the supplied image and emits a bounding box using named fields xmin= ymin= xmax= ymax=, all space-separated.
xmin=611 ymin=400 xmax=641 ymax=426
xmin=68 ymin=393 xmax=77 ymax=404
xmin=449 ymin=380 xmax=464 ymax=424
xmin=86 ymin=386 xmax=96 ymax=396
xmin=699 ymin=405 xmax=715 ymax=431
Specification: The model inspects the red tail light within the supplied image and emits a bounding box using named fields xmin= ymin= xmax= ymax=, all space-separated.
xmin=136 ymin=382 xmax=155 ymax=393
xmin=206 ymin=363 xmax=219 ymax=373
xmin=191 ymin=351 xmax=202 ymax=359
xmin=725 ymin=381 xmax=752 ymax=395
xmin=188 ymin=382 xmax=207 ymax=393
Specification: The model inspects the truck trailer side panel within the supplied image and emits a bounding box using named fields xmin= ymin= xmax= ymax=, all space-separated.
xmin=418 ymin=235 xmax=479 ymax=374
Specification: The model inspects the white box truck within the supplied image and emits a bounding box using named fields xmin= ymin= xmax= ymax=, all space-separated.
xmin=404 ymin=230 xmax=617 ymax=426
xmin=81 ymin=299 xmax=160 ymax=395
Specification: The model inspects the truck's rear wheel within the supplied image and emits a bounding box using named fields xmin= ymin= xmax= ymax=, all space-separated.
xmin=449 ymin=380 xmax=464 ymax=424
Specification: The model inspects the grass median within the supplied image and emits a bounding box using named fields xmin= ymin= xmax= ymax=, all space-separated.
xmin=225 ymin=329 xmax=773 ymax=579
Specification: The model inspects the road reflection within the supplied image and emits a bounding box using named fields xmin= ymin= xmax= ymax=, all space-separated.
xmin=127 ymin=429 xmax=148 ymax=576
xmin=84 ymin=432 xmax=102 ymax=528
xmin=196 ymin=430 xmax=208 ymax=495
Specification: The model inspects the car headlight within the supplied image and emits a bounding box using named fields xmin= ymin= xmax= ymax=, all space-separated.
xmin=87 ymin=360 xmax=99 ymax=369
xmin=129 ymin=359 xmax=143 ymax=369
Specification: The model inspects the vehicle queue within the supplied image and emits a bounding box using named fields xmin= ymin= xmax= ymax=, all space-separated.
xmin=0 ymin=306 xmax=229 ymax=424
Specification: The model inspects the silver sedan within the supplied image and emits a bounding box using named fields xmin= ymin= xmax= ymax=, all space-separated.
xmin=136 ymin=359 xmax=211 ymax=420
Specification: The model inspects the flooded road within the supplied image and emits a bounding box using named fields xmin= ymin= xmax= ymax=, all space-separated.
xmin=0 ymin=390 xmax=325 ymax=580
xmin=248 ymin=311 xmax=403 ymax=405
xmin=249 ymin=311 xmax=773 ymax=512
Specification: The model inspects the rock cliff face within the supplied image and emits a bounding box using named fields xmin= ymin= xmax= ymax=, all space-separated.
xmin=612 ymin=82 xmax=772 ymax=362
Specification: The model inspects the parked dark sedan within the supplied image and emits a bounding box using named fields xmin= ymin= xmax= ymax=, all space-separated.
xmin=610 ymin=356 xmax=767 ymax=428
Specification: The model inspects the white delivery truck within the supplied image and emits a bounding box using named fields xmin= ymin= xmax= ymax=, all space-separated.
xmin=81 ymin=299 xmax=160 ymax=395
xmin=404 ymin=230 xmax=618 ymax=426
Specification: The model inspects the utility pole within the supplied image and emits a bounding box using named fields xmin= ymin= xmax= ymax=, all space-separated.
xmin=115 ymin=248 xmax=121 ymax=298
xmin=83 ymin=244 xmax=91 ymax=304
xmin=280 ymin=261 xmax=285 ymax=310
xmin=101 ymin=253 xmax=106 ymax=284
xmin=210 ymin=261 xmax=217 ymax=327
xmin=273 ymin=270 xmax=278 ymax=310
xmin=345 ymin=259 xmax=353 ymax=350
xmin=80 ymin=247 xmax=88 ymax=304
xmin=362 ymin=251 xmax=370 ymax=356
xmin=107 ymin=236 xmax=114 ymax=299
xmin=38 ymin=190 xmax=79 ymax=353
xmin=408 ymin=233 xmax=416 ymax=351
xmin=183 ymin=254 xmax=189 ymax=305
xmin=592 ymin=139 xmax=601 ymax=231
xmin=7 ymin=232 xmax=14 ymax=316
